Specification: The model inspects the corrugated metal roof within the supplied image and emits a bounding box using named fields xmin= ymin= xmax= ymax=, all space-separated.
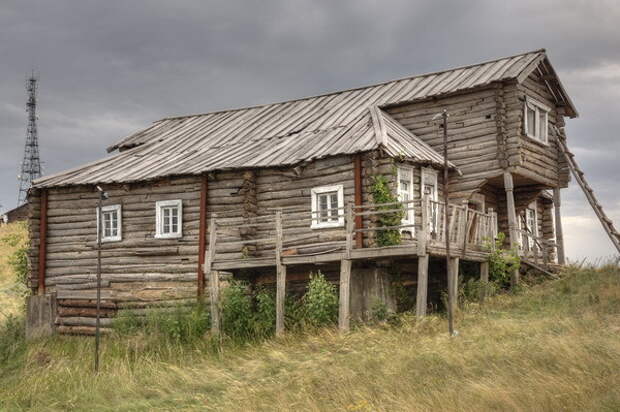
xmin=34 ymin=49 xmax=570 ymax=188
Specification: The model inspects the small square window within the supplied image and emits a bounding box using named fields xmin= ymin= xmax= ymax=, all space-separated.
xmin=96 ymin=204 xmax=122 ymax=242
xmin=156 ymin=200 xmax=183 ymax=238
xmin=311 ymin=185 xmax=344 ymax=229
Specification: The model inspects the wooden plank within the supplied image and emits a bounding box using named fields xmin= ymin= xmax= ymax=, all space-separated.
xmin=480 ymin=261 xmax=489 ymax=303
xmin=449 ymin=256 xmax=459 ymax=314
xmin=338 ymin=259 xmax=352 ymax=332
xmin=275 ymin=210 xmax=286 ymax=336
xmin=416 ymin=255 xmax=429 ymax=317
xmin=205 ymin=216 xmax=220 ymax=335
xmin=417 ymin=196 xmax=428 ymax=256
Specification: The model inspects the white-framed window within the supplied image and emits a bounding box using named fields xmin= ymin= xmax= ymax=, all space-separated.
xmin=518 ymin=200 xmax=538 ymax=251
xmin=397 ymin=166 xmax=415 ymax=232
xmin=311 ymin=184 xmax=344 ymax=229
xmin=421 ymin=167 xmax=439 ymax=233
xmin=96 ymin=204 xmax=122 ymax=242
xmin=155 ymin=199 xmax=183 ymax=239
xmin=523 ymin=97 xmax=550 ymax=144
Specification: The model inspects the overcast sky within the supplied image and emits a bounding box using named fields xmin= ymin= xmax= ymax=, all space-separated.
xmin=1 ymin=0 xmax=618 ymax=261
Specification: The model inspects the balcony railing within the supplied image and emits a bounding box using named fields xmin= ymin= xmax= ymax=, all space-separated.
xmin=204 ymin=196 xmax=498 ymax=268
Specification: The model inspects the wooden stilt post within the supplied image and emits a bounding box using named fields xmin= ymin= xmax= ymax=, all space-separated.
xmin=503 ymin=172 xmax=520 ymax=287
xmin=275 ymin=210 xmax=286 ymax=336
xmin=416 ymin=195 xmax=429 ymax=317
xmin=480 ymin=261 xmax=489 ymax=303
xmin=338 ymin=259 xmax=352 ymax=332
xmin=553 ymin=187 xmax=566 ymax=265
xmin=204 ymin=215 xmax=220 ymax=336
xmin=339 ymin=204 xmax=354 ymax=332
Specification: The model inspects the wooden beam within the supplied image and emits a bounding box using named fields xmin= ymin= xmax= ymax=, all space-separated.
xmin=38 ymin=190 xmax=48 ymax=295
xmin=503 ymin=172 xmax=520 ymax=287
xmin=416 ymin=255 xmax=429 ymax=317
xmin=275 ymin=210 xmax=286 ymax=336
xmin=197 ymin=175 xmax=208 ymax=298
xmin=338 ymin=258 xmax=352 ymax=332
xmin=553 ymin=187 xmax=565 ymax=265
xmin=354 ymin=154 xmax=363 ymax=249
xmin=480 ymin=261 xmax=489 ymax=303
xmin=205 ymin=215 xmax=220 ymax=335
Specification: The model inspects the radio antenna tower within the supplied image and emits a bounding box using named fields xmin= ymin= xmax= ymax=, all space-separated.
xmin=17 ymin=74 xmax=42 ymax=205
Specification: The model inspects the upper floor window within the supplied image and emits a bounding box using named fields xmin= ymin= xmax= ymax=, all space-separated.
xmin=524 ymin=97 xmax=550 ymax=144
xmin=156 ymin=199 xmax=183 ymax=238
xmin=97 ymin=204 xmax=122 ymax=242
xmin=397 ymin=166 xmax=414 ymax=231
xmin=311 ymin=184 xmax=344 ymax=229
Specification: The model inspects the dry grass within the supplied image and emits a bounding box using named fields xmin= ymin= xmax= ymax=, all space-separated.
xmin=0 ymin=221 xmax=28 ymax=321
xmin=1 ymin=250 xmax=619 ymax=410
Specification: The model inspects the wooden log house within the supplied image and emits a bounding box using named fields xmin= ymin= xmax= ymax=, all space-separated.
xmin=27 ymin=49 xmax=578 ymax=334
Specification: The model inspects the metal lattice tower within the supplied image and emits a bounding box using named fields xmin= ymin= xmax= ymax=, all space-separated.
xmin=17 ymin=74 xmax=42 ymax=205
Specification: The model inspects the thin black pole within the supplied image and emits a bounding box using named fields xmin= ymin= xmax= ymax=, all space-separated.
xmin=95 ymin=190 xmax=103 ymax=373
xmin=442 ymin=110 xmax=454 ymax=336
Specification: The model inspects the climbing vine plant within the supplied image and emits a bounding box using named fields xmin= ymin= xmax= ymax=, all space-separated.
xmin=370 ymin=175 xmax=404 ymax=247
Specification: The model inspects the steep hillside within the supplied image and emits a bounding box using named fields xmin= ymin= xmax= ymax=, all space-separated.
xmin=1 ymin=260 xmax=619 ymax=411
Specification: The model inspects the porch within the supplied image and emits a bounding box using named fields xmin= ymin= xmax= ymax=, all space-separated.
xmin=202 ymin=197 xmax=498 ymax=333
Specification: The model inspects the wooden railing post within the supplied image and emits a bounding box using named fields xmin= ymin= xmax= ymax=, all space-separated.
xmin=204 ymin=215 xmax=220 ymax=336
xmin=418 ymin=196 xmax=428 ymax=256
xmin=275 ymin=210 xmax=286 ymax=336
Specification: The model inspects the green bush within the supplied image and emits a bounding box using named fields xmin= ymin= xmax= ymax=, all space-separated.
xmin=461 ymin=278 xmax=498 ymax=303
xmin=484 ymin=232 xmax=520 ymax=289
xmin=303 ymin=272 xmax=338 ymax=327
xmin=252 ymin=287 xmax=276 ymax=338
xmin=221 ymin=280 xmax=253 ymax=341
xmin=370 ymin=175 xmax=404 ymax=247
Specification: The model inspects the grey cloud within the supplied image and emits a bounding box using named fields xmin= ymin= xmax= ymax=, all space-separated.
xmin=1 ymin=0 xmax=619 ymax=259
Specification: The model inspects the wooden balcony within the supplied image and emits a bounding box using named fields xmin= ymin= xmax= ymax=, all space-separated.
xmin=204 ymin=197 xmax=498 ymax=272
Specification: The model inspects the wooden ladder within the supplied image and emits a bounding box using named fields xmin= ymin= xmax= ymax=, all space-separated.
xmin=557 ymin=137 xmax=620 ymax=254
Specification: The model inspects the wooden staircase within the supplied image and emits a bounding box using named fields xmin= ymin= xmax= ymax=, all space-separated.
xmin=557 ymin=137 xmax=620 ymax=254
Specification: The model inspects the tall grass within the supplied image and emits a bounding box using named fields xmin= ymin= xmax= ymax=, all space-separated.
xmin=1 ymin=263 xmax=619 ymax=411
xmin=0 ymin=222 xmax=29 ymax=322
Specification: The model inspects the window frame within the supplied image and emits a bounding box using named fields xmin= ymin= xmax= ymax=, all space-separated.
xmin=523 ymin=97 xmax=550 ymax=145
xmin=421 ymin=167 xmax=439 ymax=233
xmin=518 ymin=200 xmax=539 ymax=251
xmin=96 ymin=204 xmax=122 ymax=243
xmin=310 ymin=184 xmax=344 ymax=229
xmin=155 ymin=199 xmax=183 ymax=239
xmin=397 ymin=165 xmax=415 ymax=233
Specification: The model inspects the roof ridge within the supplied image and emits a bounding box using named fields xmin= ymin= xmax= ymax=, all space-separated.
xmin=159 ymin=49 xmax=546 ymax=122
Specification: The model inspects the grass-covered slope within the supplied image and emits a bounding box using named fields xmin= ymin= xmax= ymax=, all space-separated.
xmin=1 ymin=258 xmax=619 ymax=410
xmin=0 ymin=222 xmax=28 ymax=322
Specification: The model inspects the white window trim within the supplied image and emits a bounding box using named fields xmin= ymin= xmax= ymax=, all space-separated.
xmin=310 ymin=184 xmax=344 ymax=229
xmin=421 ymin=167 xmax=439 ymax=233
xmin=96 ymin=204 xmax=122 ymax=243
xmin=523 ymin=97 xmax=550 ymax=145
xmin=397 ymin=166 xmax=415 ymax=233
xmin=155 ymin=199 xmax=183 ymax=239
xmin=420 ymin=167 xmax=438 ymax=201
